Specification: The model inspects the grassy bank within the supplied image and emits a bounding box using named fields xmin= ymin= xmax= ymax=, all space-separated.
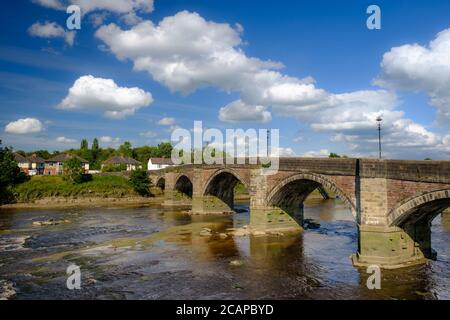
xmin=13 ymin=175 xmax=139 ymax=202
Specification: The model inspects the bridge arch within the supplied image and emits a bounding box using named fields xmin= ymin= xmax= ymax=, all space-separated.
xmin=174 ymin=174 xmax=193 ymax=198
xmin=156 ymin=177 xmax=165 ymax=191
xmin=387 ymin=188 xmax=450 ymax=259
xmin=202 ymin=168 xmax=249 ymax=211
xmin=388 ymin=189 xmax=450 ymax=227
xmin=267 ymin=172 xmax=357 ymax=219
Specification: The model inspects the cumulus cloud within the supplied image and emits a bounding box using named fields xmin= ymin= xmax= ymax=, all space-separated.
xmin=94 ymin=11 xmax=397 ymax=128
xmin=375 ymin=28 xmax=450 ymax=122
xmin=58 ymin=75 xmax=153 ymax=119
xmin=95 ymin=11 xmax=282 ymax=94
xmin=219 ymin=100 xmax=271 ymax=123
xmin=158 ymin=117 xmax=176 ymax=126
xmin=99 ymin=136 xmax=121 ymax=147
xmin=5 ymin=118 xmax=44 ymax=134
xmin=56 ymin=136 xmax=76 ymax=143
xmin=28 ymin=21 xmax=75 ymax=46
xmin=95 ymin=11 xmax=450 ymax=158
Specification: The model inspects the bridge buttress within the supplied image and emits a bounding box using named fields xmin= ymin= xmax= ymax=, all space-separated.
xmin=162 ymin=171 xmax=192 ymax=206
xmin=249 ymin=168 xmax=303 ymax=233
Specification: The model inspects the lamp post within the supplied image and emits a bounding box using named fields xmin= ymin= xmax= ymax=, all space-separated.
xmin=376 ymin=116 xmax=383 ymax=159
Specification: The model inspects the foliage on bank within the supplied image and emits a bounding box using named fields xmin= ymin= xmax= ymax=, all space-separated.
xmin=0 ymin=147 xmax=29 ymax=204
xmin=12 ymin=175 xmax=140 ymax=202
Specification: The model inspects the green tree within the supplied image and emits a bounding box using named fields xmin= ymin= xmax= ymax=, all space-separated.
xmin=0 ymin=147 xmax=28 ymax=204
xmin=80 ymin=139 xmax=88 ymax=150
xmin=329 ymin=152 xmax=341 ymax=158
xmin=63 ymin=157 xmax=91 ymax=184
xmin=27 ymin=150 xmax=51 ymax=159
xmin=129 ymin=169 xmax=151 ymax=196
xmin=92 ymin=138 xmax=99 ymax=156
xmin=157 ymin=142 xmax=173 ymax=158
xmin=118 ymin=141 xmax=133 ymax=157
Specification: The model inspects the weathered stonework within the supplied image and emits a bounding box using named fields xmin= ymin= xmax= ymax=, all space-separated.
xmin=149 ymin=158 xmax=450 ymax=269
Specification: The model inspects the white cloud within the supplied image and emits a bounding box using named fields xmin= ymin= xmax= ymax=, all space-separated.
xmin=28 ymin=21 xmax=75 ymax=46
xmin=95 ymin=11 xmax=450 ymax=159
xmin=5 ymin=118 xmax=44 ymax=134
xmin=58 ymin=75 xmax=153 ymax=119
xmin=95 ymin=11 xmax=281 ymax=95
xmin=303 ymin=149 xmax=330 ymax=158
xmin=99 ymin=136 xmax=121 ymax=147
xmin=375 ymin=28 xmax=450 ymax=122
xmin=158 ymin=117 xmax=176 ymax=126
xmin=272 ymin=147 xmax=296 ymax=157
xmin=219 ymin=99 xmax=271 ymax=123
xmin=56 ymin=136 xmax=76 ymax=143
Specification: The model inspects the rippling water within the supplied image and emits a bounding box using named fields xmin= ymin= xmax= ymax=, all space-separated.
xmin=0 ymin=198 xmax=449 ymax=300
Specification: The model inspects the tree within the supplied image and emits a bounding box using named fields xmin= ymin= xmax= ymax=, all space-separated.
xmin=63 ymin=157 xmax=91 ymax=184
xmin=329 ymin=152 xmax=341 ymax=158
xmin=118 ymin=141 xmax=133 ymax=157
xmin=28 ymin=150 xmax=51 ymax=159
xmin=92 ymin=138 xmax=99 ymax=156
xmin=80 ymin=139 xmax=88 ymax=150
xmin=0 ymin=147 xmax=28 ymax=204
xmin=157 ymin=142 xmax=173 ymax=158
xmin=129 ymin=169 xmax=151 ymax=196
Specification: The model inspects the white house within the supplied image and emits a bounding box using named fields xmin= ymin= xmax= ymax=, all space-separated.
xmin=147 ymin=157 xmax=174 ymax=170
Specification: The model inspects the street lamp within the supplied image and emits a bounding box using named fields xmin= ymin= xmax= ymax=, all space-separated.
xmin=376 ymin=116 xmax=383 ymax=159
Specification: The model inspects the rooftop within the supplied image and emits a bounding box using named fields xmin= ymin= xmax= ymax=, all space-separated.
xmin=103 ymin=156 xmax=141 ymax=165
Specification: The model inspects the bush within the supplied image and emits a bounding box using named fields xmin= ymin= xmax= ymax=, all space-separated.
xmin=102 ymin=164 xmax=127 ymax=172
xmin=73 ymin=173 xmax=93 ymax=184
xmin=129 ymin=169 xmax=151 ymax=197
xmin=0 ymin=147 xmax=30 ymax=204
xmin=63 ymin=157 xmax=85 ymax=184
xmin=13 ymin=175 xmax=137 ymax=202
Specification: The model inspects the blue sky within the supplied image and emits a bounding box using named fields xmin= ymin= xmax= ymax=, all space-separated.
xmin=1 ymin=0 xmax=450 ymax=159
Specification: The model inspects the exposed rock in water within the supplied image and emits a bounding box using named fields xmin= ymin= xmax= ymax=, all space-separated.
xmin=229 ymin=260 xmax=244 ymax=267
xmin=303 ymin=219 xmax=320 ymax=230
xmin=199 ymin=228 xmax=213 ymax=237
xmin=32 ymin=219 xmax=71 ymax=226
xmin=0 ymin=280 xmax=16 ymax=300
xmin=228 ymin=228 xmax=250 ymax=237
xmin=251 ymin=230 xmax=266 ymax=236
xmin=219 ymin=233 xmax=228 ymax=239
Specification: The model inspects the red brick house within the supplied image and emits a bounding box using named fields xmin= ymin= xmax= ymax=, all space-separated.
xmin=44 ymin=154 xmax=89 ymax=176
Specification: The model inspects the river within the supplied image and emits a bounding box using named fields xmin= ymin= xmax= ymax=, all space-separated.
xmin=0 ymin=197 xmax=449 ymax=300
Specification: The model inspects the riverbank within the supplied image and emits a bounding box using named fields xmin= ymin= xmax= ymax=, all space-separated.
xmin=0 ymin=175 xmax=161 ymax=210
xmin=0 ymin=196 xmax=163 ymax=209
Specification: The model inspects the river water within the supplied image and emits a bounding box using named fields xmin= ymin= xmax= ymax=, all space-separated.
xmin=0 ymin=198 xmax=449 ymax=300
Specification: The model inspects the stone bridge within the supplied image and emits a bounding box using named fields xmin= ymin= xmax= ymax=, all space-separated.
xmin=149 ymin=158 xmax=450 ymax=269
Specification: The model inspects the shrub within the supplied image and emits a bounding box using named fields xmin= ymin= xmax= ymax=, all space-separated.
xmin=63 ymin=157 xmax=85 ymax=184
xmin=102 ymin=164 xmax=127 ymax=172
xmin=0 ymin=147 xmax=29 ymax=204
xmin=129 ymin=169 xmax=151 ymax=197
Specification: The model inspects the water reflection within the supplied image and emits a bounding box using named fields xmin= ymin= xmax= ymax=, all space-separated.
xmin=0 ymin=198 xmax=448 ymax=300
